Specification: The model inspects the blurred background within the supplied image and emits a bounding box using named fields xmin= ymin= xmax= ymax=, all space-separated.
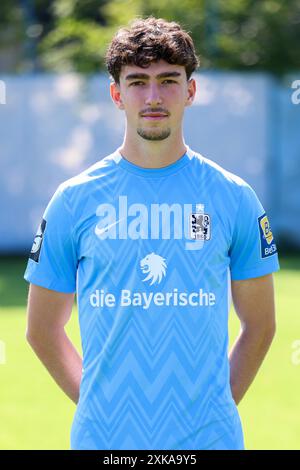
xmin=0 ymin=0 xmax=299 ymax=450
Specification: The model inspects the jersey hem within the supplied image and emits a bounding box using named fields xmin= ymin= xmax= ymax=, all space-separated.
xmin=24 ymin=272 xmax=76 ymax=294
xmin=230 ymin=261 xmax=280 ymax=280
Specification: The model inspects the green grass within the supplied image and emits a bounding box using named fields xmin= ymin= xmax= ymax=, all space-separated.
xmin=0 ymin=255 xmax=299 ymax=449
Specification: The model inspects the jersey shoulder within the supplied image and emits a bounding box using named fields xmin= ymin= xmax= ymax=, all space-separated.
xmin=56 ymin=150 xmax=119 ymax=197
xmin=191 ymin=150 xmax=251 ymax=192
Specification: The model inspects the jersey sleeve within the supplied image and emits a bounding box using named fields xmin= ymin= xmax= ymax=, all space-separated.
xmin=229 ymin=182 xmax=280 ymax=280
xmin=23 ymin=185 xmax=78 ymax=293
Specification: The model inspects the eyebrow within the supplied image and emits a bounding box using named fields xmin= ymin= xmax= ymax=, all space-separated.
xmin=125 ymin=71 xmax=182 ymax=81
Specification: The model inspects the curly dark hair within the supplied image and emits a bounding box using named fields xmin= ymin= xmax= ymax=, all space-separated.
xmin=105 ymin=16 xmax=200 ymax=84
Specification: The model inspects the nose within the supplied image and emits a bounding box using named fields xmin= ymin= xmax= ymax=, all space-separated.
xmin=145 ymin=83 xmax=162 ymax=106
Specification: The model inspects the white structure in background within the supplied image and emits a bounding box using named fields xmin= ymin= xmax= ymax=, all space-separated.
xmin=0 ymin=72 xmax=299 ymax=251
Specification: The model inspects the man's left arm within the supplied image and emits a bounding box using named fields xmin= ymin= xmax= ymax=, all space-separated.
xmin=229 ymin=273 xmax=276 ymax=406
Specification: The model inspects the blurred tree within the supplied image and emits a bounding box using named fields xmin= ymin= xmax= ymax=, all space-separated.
xmin=142 ymin=0 xmax=300 ymax=76
xmin=212 ymin=0 xmax=300 ymax=75
xmin=38 ymin=0 xmax=113 ymax=73
xmin=0 ymin=1 xmax=25 ymax=72
xmin=0 ymin=0 xmax=299 ymax=76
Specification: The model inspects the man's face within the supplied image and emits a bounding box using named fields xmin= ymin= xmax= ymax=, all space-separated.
xmin=110 ymin=60 xmax=196 ymax=142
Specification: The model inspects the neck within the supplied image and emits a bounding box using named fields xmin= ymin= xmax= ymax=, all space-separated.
xmin=118 ymin=128 xmax=187 ymax=169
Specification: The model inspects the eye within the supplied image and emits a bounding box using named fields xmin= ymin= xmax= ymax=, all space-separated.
xmin=130 ymin=81 xmax=145 ymax=86
xmin=162 ymin=80 xmax=176 ymax=84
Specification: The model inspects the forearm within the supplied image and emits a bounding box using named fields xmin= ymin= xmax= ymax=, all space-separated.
xmin=27 ymin=328 xmax=82 ymax=404
xmin=229 ymin=326 xmax=275 ymax=406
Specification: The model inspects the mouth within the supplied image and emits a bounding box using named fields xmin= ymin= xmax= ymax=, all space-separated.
xmin=141 ymin=113 xmax=169 ymax=121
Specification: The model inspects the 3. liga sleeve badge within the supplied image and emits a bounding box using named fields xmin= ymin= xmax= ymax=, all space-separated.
xmin=189 ymin=213 xmax=211 ymax=241
xmin=258 ymin=213 xmax=277 ymax=258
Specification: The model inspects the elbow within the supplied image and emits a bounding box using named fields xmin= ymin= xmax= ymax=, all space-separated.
xmin=264 ymin=314 xmax=277 ymax=341
xmin=26 ymin=324 xmax=63 ymax=347
xmin=26 ymin=328 xmax=36 ymax=346
xmin=242 ymin=319 xmax=276 ymax=343
xmin=259 ymin=320 xmax=276 ymax=346
xmin=267 ymin=321 xmax=276 ymax=342
xmin=26 ymin=325 xmax=42 ymax=347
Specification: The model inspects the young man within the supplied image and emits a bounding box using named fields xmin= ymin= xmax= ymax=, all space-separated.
xmin=24 ymin=17 xmax=279 ymax=450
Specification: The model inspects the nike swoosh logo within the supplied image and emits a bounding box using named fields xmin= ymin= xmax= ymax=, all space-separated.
xmin=95 ymin=217 xmax=126 ymax=237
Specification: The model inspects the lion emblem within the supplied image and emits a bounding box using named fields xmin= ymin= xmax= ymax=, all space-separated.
xmin=140 ymin=252 xmax=167 ymax=285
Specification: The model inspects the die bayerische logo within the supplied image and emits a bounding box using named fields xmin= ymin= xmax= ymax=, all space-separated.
xmin=140 ymin=252 xmax=167 ymax=285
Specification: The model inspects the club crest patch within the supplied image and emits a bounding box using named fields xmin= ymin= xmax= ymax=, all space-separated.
xmin=29 ymin=218 xmax=47 ymax=262
xmin=190 ymin=213 xmax=211 ymax=241
xmin=258 ymin=213 xmax=277 ymax=258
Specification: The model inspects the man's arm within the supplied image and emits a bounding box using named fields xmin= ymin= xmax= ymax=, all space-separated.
xmin=25 ymin=283 xmax=82 ymax=404
xmin=229 ymin=273 xmax=276 ymax=406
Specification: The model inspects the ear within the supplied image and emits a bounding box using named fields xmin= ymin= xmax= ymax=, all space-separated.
xmin=185 ymin=78 xmax=196 ymax=107
xmin=110 ymin=81 xmax=125 ymax=110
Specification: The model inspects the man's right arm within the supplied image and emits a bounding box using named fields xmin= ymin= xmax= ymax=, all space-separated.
xmin=25 ymin=283 xmax=82 ymax=404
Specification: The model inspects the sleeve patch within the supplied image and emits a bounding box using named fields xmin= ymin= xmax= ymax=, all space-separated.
xmin=29 ymin=218 xmax=47 ymax=263
xmin=258 ymin=213 xmax=277 ymax=258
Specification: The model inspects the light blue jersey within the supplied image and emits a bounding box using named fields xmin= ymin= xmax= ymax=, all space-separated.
xmin=24 ymin=145 xmax=279 ymax=450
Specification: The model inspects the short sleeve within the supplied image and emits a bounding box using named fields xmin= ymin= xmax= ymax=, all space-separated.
xmin=229 ymin=183 xmax=280 ymax=280
xmin=24 ymin=185 xmax=78 ymax=293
